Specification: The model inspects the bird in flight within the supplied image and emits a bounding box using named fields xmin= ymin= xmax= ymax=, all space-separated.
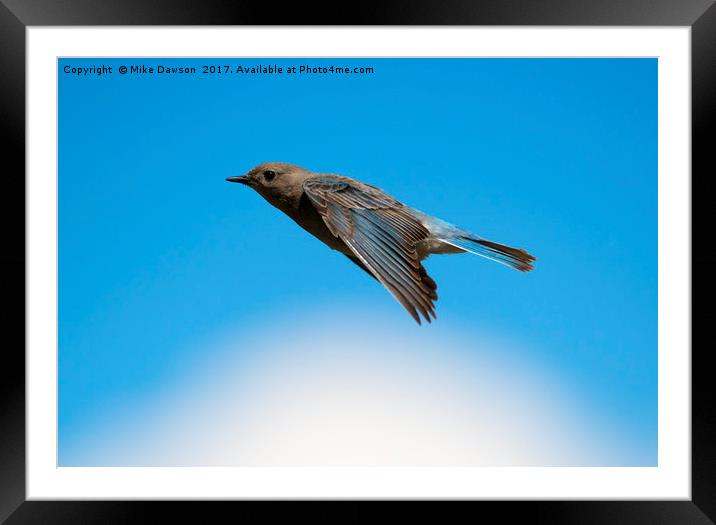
xmin=227 ymin=162 xmax=536 ymax=324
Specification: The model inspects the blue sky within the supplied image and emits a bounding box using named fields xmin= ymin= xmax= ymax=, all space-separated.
xmin=58 ymin=58 xmax=657 ymax=466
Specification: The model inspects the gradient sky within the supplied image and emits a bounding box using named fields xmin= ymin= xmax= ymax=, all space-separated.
xmin=58 ymin=58 xmax=657 ymax=466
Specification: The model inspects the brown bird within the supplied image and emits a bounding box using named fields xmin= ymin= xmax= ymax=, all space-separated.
xmin=227 ymin=162 xmax=536 ymax=324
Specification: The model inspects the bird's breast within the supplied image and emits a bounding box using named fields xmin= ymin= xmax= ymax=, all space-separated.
xmin=290 ymin=193 xmax=353 ymax=255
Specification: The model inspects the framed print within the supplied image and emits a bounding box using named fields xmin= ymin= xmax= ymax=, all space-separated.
xmin=1 ymin=0 xmax=714 ymax=523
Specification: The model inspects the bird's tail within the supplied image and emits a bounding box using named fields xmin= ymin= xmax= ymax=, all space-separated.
xmin=439 ymin=234 xmax=536 ymax=272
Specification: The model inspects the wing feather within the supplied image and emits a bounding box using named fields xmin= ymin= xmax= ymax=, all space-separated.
xmin=304 ymin=175 xmax=438 ymax=324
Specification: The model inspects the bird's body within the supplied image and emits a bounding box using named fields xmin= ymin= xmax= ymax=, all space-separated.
xmin=227 ymin=162 xmax=536 ymax=324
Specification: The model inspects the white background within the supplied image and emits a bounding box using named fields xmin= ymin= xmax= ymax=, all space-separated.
xmin=26 ymin=27 xmax=691 ymax=499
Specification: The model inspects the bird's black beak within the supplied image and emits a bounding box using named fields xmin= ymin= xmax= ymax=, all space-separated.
xmin=226 ymin=176 xmax=252 ymax=186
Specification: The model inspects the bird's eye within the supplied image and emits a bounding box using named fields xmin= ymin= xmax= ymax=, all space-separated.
xmin=263 ymin=170 xmax=276 ymax=182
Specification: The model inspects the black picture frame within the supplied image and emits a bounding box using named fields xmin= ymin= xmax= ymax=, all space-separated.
xmin=1 ymin=1 xmax=712 ymax=523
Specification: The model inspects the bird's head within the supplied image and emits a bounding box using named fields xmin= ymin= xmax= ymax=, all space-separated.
xmin=227 ymin=162 xmax=311 ymax=209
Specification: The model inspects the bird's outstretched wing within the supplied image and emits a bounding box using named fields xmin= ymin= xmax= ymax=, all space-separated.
xmin=303 ymin=175 xmax=438 ymax=324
